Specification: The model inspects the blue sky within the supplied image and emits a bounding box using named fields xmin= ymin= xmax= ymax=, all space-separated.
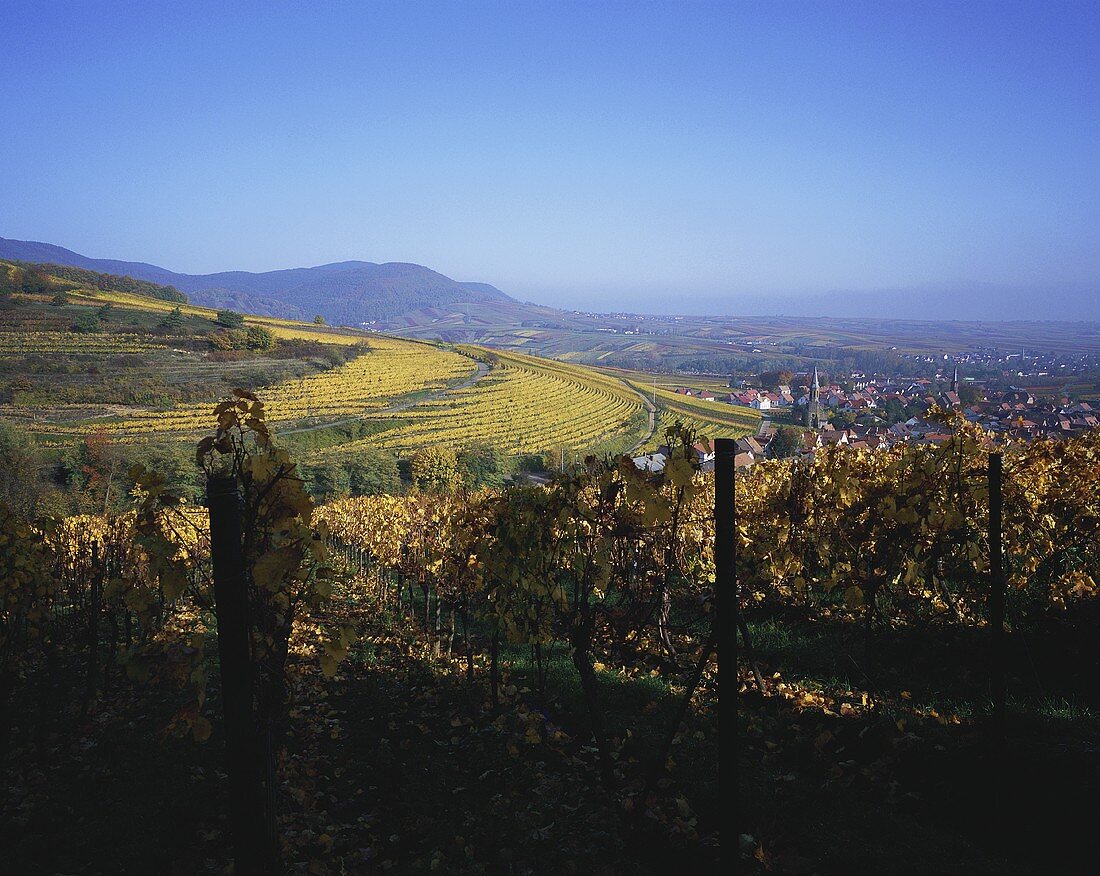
xmin=1 ymin=1 xmax=1097 ymax=315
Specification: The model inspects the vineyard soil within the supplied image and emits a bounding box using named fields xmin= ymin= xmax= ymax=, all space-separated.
xmin=737 ymin=607 xmax=1100 ymax=874
xmin=5 ymin=600 xmax=1097 ymax=873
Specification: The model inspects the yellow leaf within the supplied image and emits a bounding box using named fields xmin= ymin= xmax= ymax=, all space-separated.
xmin=161 ymin=566 xmax=187 ymax=601
xmin=666 ymin=457 xmax=695 ymax=489
xmin=253 ymin=551 xmax=288 ymax=592
xmin=193 ymin=715 xmax=213 ymax=742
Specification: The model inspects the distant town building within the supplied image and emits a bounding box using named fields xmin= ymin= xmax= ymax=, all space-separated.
xmin=805 ymin=364 xmax=822 ymax=429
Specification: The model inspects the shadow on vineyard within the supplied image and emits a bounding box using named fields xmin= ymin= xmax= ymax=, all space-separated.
xmin=2 ymin=394 xmax=1098 ymax=874
xmin=737 ymin=607 xmax=1100 ymax=874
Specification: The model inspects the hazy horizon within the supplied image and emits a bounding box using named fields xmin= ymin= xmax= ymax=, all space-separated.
xmin=2 ymin=1 xmax=1098 ymax=319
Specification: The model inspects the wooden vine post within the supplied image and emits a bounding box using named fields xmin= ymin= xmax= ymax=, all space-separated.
xmin=208 ymin=474 xmax=266 ymax=874
xmin=988 ymin=453 xmax=1006 ymax=740
xmin=714 ymin=437 xmax=736 ymax=870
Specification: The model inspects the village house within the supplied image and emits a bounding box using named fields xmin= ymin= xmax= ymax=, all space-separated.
xmin=631 ymin=452 xmax=667 ymax=473
xmin=642 ymin=360 xmax=1095 ymax=468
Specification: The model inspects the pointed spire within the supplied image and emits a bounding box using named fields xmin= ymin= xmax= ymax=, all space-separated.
xmin=807 ymin=364 xmax=821 ymax=430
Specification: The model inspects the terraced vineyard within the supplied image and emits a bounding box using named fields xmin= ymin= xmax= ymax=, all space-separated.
xmin=19 ymin=336 xmax=476 ymax=441
xmin=628 ymin=381 xmax=760 ymax=440
xmin=651 ymin=409 xmax=746 ymax=441
xmin=0 ymin=331 xmax=165 ymax=357
xmin=319 ymin=348 xmax=649 ymax=456
xmin=68 ymin=287 xmax=375 ymax=345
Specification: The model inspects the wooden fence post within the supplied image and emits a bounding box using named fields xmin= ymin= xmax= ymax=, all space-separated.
xmin=988 ymin=453 xmax=1006 ymax=739
xmin=208 ymin=475 xmax=265 ymax=874
xmin=83 ymin=541 xmax=102 ymax=715
xmin=714 ymin=437 xmax=736 ymax=869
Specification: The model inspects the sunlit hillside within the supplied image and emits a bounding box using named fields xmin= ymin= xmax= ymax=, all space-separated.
xmin=0 ymin=262 xmax=758 ymax=457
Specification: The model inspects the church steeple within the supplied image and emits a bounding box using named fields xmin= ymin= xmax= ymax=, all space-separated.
xmin=806 ymin=364 xmax=821 ymax=430
xmin=951 ymin=361 xmax=959 ymax=395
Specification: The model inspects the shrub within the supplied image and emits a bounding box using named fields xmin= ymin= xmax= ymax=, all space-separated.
xmin=410 ymin=446 xmax=460 ymax=493
xmin=346 ymin=449 xmax=401 ymax=496
xmin=71 ymin=312 xmax=103 ymax=333
xmin=458 ymin=442 xmax=508 ymax=489
xmin=216 ymin=309 xmax=245 ymax=328
xmin=245 ymin=326 xmax=275 ymax=351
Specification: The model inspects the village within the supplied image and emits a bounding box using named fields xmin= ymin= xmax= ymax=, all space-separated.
xmin=633 ymin=361 xmax=1099 ymax=473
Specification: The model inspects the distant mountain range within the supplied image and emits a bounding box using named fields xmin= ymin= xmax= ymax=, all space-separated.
xmin=0 ymin=237 xmax=514 ymax=325
xmin=3 ymin=236 xmax=1097 ymax=325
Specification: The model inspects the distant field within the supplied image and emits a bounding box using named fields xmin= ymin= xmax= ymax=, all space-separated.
xmin=591 ymin=365 xmax=763 ymax=442
xmin=653 ymin=409 xmax=752 ymax=441
xmin=0 ymin=331 xmax=163 ymax=357
xmin=381 ymin=300 xmax=1100 ymax=368
xmin=1023 ymin=379 xmax=1100 ymax=401
xmin=597 ymin=364 xmax=732 ymax=394
xmin=70 ymin=286 xmax=381 ymax=345
xmin=618 ymin=380 xmax=761 ymax=442
xmin=641 ymin=382 xmax=759 ymax=423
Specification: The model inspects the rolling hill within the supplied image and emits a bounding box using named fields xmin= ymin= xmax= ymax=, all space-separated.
xmin=8 ymin=237 xmax=1097 ymax=383
xmin=0 ymin=259 xmax=766 ymax=469
xmin=0 ymin=237 xmax=515 ymax=326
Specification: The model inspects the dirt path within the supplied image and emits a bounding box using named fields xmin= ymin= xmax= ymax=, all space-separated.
xmin=623 ymin=382 xmax=658 ymax=455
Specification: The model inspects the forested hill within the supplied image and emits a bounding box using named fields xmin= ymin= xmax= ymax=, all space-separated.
xmin=0 ymin=237 xmax=514 ymax=325
xmin=1 ymin=259 xmax=188 ymax=304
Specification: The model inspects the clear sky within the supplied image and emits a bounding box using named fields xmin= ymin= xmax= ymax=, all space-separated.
xmin=1 ymin=1 xmax=1097 ymax=315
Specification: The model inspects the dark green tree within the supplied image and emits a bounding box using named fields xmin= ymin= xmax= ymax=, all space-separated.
xmin=767 ymin=426 xmax=803 ymax=459
xmin=458 ymin=442 xmax=508 ymax=489
xmin=306 ymin=462 xmax=352 ymax=502
xmin=216 ymin=309 xmax=245 ymax=328
xmin=959 ymin=383 xmax=983 ymax=405
xmin=158 ymin=305 xmax=185 ymax=334
xmin=0 ymin=265 xmax=21 ymax=295
xmin=0 ymin=423 xmax=46 ymax=515
xmin=245 ymin=326 xmax=275 ymax=351
xmin=129 ymin=442 xmax=203 ymax=503
xmin=883 ymin=398 xmax=907 ymax=424
xmin=23 ymin=269 xmax=52 ymax=295
xmin=346 ymin=449 xmax=401 ymax=496
xmin=72 ymin=311 xmax=103 ymax=333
